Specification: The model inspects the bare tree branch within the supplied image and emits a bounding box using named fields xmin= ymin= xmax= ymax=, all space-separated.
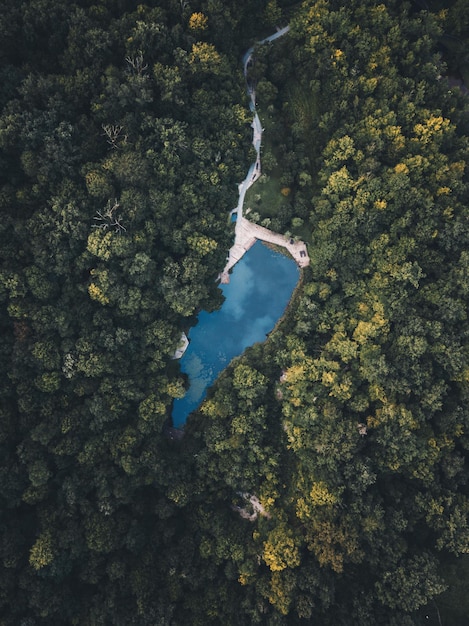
xmin=92 ymin=200 xmax=127 ymax=234
xmin=125 ymin=53 xmax=148 ymax=76
xmin=102 ymin=124 xmax=126 ymax=149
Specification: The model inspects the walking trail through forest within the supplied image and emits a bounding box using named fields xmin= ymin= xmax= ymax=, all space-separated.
xmin=219 ymin=26 xmax=310 ymax=284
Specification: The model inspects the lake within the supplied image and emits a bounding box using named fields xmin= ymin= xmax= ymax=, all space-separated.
xmin=171 ymin=241 xmax=299 ymax=427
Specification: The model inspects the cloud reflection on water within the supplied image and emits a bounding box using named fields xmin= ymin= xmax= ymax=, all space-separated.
xmin=222 ymin=260 xmax=255 ymax=321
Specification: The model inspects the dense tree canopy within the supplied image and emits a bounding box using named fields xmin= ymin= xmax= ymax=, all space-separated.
xmin=0 ymin=0 xmax=468 ymax=624
xmin=181 ymin=1 xmax=469 ymax=624
xmin=0 ymin=0 xmax=259 ymax=622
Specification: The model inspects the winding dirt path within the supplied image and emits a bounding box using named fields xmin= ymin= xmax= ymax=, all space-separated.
xmin=219 ymin=26 xmax=310 ymax=284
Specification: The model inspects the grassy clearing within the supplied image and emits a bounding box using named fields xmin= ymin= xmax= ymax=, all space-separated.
xmin=438 ymin=33 xmax=469 ymax=85
xmin=438 ymin=554 xmax=469 ymax=625
xmin=244 ymin=104 xmax=291 ymax=224
xmin=418 ymin=554 xmax=469 ymax=625
xmin=243 ymin=66 xmax=319 ymax=242
xmin=287 ymin=81 xmax=319 ymax=134
xmin=244 ymin=169 xmax=287 ymax=219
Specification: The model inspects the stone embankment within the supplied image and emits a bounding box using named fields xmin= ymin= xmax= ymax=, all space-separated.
xmin=220 ymin=217 xmax=309 ymax=283
xmin=232 ymin=492 xmax=271 ymax=522
xmin=171 ymin=332 xmax=189 ymax=359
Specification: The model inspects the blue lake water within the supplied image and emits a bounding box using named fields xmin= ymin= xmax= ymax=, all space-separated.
xmin=172 ymin=241 xmax=299 ymax=427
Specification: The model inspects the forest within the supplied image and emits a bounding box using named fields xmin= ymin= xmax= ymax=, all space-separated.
xmin=0 ymin=0 xmax=468 ymax=624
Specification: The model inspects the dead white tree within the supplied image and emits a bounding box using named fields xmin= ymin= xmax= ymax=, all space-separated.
xmin=125 ymin=53 xmax=148 ymax=75
xmin=102 ymin=124 xmax=126 ymax=149
xmin=92 ymin=199 xmax=127 ymax=234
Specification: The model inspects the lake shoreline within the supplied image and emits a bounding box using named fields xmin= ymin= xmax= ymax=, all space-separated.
xmin=171 ymin=242 xmax=299 ymax=428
